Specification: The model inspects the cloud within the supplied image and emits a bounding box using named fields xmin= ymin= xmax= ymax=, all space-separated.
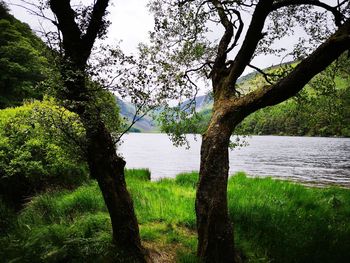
xmin=107 ymin=0 xmax=154 ymax=53
xmin=7 ymin=0 xmax=154 ymax=54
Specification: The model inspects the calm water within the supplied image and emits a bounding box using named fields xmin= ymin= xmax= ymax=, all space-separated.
xmin=119 ymin=133 xmax=350 ymax=187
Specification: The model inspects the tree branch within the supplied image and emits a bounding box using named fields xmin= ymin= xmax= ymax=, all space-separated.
xmin=49 ymin=0 xmax=110 ymax=65
xmin=239 ymin=18 xmax=350 ymax=114
xmin=247 ymin=64 xmax=274 ymax=85
xmin=225 ymin=9 xmax=244 ymax=54
xmin=49 ymin=0 xmax=82 ymax=60
xmin=210 ymin=0 xmax=234 ymax=73
xmin=114 ymin=102 xmax=156 ymax=144
xmin=226 ymin=0 xmax=274 ymax=88
xmin=271 ymin=0 xmax=346 ymax=27
xmin=9 ymin=2 xmax=57 ymax=25
xmin=82 ymin=0 xmax=110 ymax=58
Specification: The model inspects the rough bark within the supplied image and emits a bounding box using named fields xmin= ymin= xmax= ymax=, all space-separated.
xmin=49 ymin=0 xmax=148 ymax=261
xmin=83 ymin=116 xmax=147 ymax=262
xmin=59 ymin=79 xmax=148 ymax=262
xmin=196 ymin=2 xmax=350 ymax=261
xmin=196 ymin=101 xmax=243 ymax=263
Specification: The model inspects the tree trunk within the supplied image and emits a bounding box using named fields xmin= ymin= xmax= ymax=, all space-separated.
xmin=48 ymin=1 xmax=148 ymax=260
xmin=196 ymin=105 xmax=240 ymax=263
xmin=83 ymin=115 xmax=147 ymax=262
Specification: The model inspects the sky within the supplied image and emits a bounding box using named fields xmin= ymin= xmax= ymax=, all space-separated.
xmin=6 ymin=0 xmax=154 ymax=53
xmin=5 ymin=0 xmax=338 ymax=95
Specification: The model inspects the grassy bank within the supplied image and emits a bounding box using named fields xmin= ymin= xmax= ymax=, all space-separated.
xmin=1 ymin=170 xmax=350 ymax=262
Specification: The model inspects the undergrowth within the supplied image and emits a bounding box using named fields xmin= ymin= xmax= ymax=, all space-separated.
xmin=1 ymin=169 xmax=350 ymax=262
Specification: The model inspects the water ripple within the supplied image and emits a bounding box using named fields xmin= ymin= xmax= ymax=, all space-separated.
xmin=120 ymin=134 xmax=350 ymax=187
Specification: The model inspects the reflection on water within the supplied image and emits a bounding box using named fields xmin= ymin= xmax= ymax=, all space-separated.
xmin=119 ymin=133 xmax=350 ymax=187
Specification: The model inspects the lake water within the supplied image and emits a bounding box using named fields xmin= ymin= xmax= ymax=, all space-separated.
xmin=119 ymin=133 xmax=350 ymax=187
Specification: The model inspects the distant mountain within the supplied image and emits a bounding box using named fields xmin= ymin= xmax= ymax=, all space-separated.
xmin=179 ymin=94 xmax=213 ymax=113
xmin=192 ymin=94 xmax=213 ymax=110
xmin=180 ymin=69 xmax=264 ymax=113
xmin=115 ymin=97 xmax=158 ymax=132
xmin=115 ymin=67 xmax=282 ymax=132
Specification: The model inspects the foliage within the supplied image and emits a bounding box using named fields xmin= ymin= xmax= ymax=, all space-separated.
xmin=235 ymin=57 xmax=350 ymax=137
xmin=0 ymin=99 xmax=88 ymax=207
xmin=88 ymin=85 xmax=123 ymax=138
xmin=235 ymin=85 xmax=350 ymax=137
xmin=1 ymin=169 xmax=350 ymax=262
xmin=158 ymin=106 xmax=203 ymax=146
xmin=0 ymin=198 xmax=16 ymax=234
xmin=0 ymin=3 xmax=48 ymax=108
xmin=189 ymin=57 xmax=350 ymax=137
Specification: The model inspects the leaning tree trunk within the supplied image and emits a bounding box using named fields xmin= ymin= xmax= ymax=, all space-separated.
xmin=48 ymin=0 xmax=148 ymax=260
xmin=82 ymin=113 xmax=147 ymax=262
xmin=196 ymin=105 xmax=240 ymax=263
xmin=57 ymin=63 xmax=148 ymax=261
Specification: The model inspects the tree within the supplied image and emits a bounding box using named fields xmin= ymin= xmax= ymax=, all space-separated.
xmin=147 ymin=0 xmax=350 ymax=261
xmin=41 ymin=0 xmax=148 ymax=261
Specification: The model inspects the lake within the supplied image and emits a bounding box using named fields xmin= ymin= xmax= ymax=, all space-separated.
xmin=119 ymin=133 xmax=350 ymax=187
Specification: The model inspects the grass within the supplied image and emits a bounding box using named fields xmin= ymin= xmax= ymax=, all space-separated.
xmin=126 ymin=168 xmax=151 ymax=181
xmin=229 ymin=173 xmax=350 ymax=263
xmin=1 ymin=169 xmax=350 ymax=262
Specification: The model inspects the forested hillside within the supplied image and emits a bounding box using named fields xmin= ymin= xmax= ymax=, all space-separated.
xmin=0 ymin=4 xmax=48 ymax=108
xmin=0 ymin=3 xmax=149 ymax=133
xmin=115 ymin=97 xmax=157 ymax=132
xmin=192 ymin=58 xmax=350 ymax=137
xmin=0 ymin=3 xmax=119 ymax=206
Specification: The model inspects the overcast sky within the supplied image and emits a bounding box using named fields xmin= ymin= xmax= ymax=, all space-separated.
xmin=6 ymin=0 xmax=154 ymax=53
xmin=6 ymin=0 xmax=285 ymax=77
xmin=6 ymin=0 xmax=338 ymax=95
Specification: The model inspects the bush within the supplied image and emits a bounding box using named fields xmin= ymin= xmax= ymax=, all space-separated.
xmin=0 ymin=99 xmax=88 ymax=207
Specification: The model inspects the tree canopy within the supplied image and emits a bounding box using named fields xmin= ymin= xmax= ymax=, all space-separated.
xmin=191 ymin=55 xmax=350 ymax=137
xmin=0 ymin=2 xmax=48 ymax=108
xmin=146 ymin=0 xmax=350 ymax=261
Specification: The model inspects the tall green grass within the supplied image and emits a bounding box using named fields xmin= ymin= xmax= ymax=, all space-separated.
xmin=1 ymin=169 xmax=350 ymax=262
xmin=229 ymin=172 xmax=350 ymax=263
xmin=125 ymin=168 xmax=151 ymax=181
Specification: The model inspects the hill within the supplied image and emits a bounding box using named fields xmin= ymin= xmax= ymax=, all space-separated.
xmin=191 ymin=59 xmax=350 ymax=137
xmin=116 ymin=97 xmax=158 ymax=132
xmin=0 ymin=3 xmax=48 ymax=108
xmin=177 ymin=65 xmax=291 ymax=114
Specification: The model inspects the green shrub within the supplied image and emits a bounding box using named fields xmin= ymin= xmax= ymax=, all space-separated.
xmin=0 ymin=99 xmax=88 ymax=207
